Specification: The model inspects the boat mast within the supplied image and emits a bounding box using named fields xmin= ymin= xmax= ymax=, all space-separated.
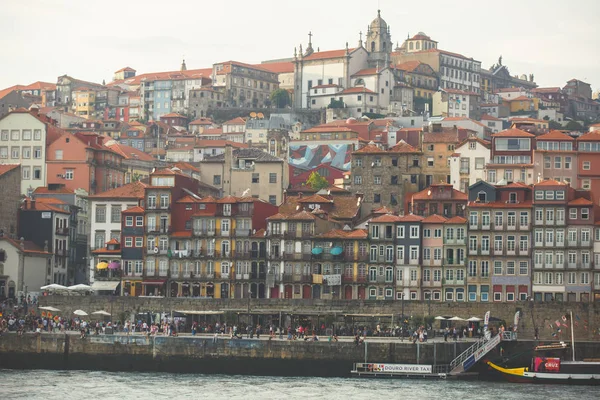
xmin=570 ymin=310 xmax=575 ymax=362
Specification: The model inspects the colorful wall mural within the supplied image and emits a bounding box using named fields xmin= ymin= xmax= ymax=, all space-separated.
xmin=288 ymin=144 xmax=353 ymax=171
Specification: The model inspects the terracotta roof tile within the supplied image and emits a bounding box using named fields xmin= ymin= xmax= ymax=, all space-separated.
xmin=303 ymin=48 xmax=357 ymax=61
xmin=421 ymin=214 xmax=448 ymax=223
xmin=122 ymin=206 xmax=145 ymax=213
xmin=492 ymin=128 xmax=535 ymax=138
xmin=397 ymin=214 xmax=424 ymax=222
xmin=576 ymin=132 xmax=600 ymax=142
xmin=189 ymin=118 xmax=214 ymax=125
xmin=444 ymin=216 xmax=467 ymax=224
xmin=534 ymin=179 xmax=566 ymax=187
xmin=395 ymin=61 xmax=423 ymax=72
xmin=88 ymin=181 xmax=148 ymax=199
xmin=255 ymin=61 xmax=295 ymax=74
xmin=352 ymin=68 xmax=379 ymax=76
xmin=370 ymin=214 xmax=402 ymax=223
xmin=340 ymin=87 xmax=375 ymax=94
xmin=353 ymin=144 xmax=385 ymax=154
xmin=568 ymin=197 xmax=593 ymax=206
xmin=161 ymin=112 xmax=188 ymax=119
xmin=0 ymin=237 xmax=51 ymax=255
xmin=33 ymin=186 xmax=74 ymax=194
xmin=222 ymin=117 xmax=246 ymax=125
xmin=171 ymin=231 xmax=192 ymax=238
xmin=0 ymin=164 xmax=20 ymax=177
xmin=389 ymin=140 xmax=420 ymax=153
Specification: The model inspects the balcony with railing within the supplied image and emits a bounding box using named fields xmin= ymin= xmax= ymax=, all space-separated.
xmin=193 ymin=228 xmax=217 ymax=237
xmin=443 ymin=258 xmax=465 ymax=266
xmin=235 ymin=228 xmax=252 ymax=237
xmin=282 ymin=252 xmax=312 ymax=261
xmin=94 ymin=268 xmax=122 ymax=281
xmin=55 ymin=227 xmax=69 ymax=236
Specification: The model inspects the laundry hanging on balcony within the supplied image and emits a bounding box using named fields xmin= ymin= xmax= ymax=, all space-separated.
xmin=96 ymin=262 xmax=108 ymax=270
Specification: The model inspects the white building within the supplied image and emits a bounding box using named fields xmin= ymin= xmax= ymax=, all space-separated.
xmin=87 ymin=181 xmax=146 ymax=282
xmin=0 ymin=109 xmax=64 ymax=195
xmin=432 ymin=89 xmax=481 ymax=120
xmin=449 ymin=136 xmax=491 ymax=192
xmin=0 ymin=237 xmax=52 ymax=298
xmin=495 ymin=87 xmax=530 ymax=101
xmin=480 ymin=114 xmax=503 ymax=134
xmin=439 ymin=116 xmax=492 ymax=139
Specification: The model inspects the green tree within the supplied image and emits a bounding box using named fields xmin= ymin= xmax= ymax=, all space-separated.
xmin=305 ymin=171 xmax=329 ymax=190
xmin=565 ymin=120 xmax=584 ymax=131
xmin=327 ymin=99 xmax=345 ymax=109
xmin=270 ymin=89 xmax=290 ymax=108
xmin=548 ymin=120 xmax=562 ymax=130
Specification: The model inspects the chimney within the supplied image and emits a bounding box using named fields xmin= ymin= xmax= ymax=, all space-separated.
xmin=30 ymin=199 xmax=36 ymax=209
xmin=23 ymin=199 xmax=27 ymax=209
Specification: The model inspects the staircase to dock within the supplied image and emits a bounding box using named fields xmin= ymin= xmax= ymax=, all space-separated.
xmin=449 ymin=331 xmax=514 ymax=375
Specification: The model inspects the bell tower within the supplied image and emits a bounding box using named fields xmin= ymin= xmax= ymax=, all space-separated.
xmin=366 ymin=10 xmax=392 ymax=67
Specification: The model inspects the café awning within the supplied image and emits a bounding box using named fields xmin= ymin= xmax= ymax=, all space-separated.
xmin=174 ymin=310 xmax=224 ymax=315
xmin=96 ymin=262 xmax=108 ymax=270
xmin=90 ymin=281 xmax=120 ymax=291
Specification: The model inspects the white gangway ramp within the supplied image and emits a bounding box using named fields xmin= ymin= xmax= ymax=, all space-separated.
xmin=449 ymin=331 xmax=514 ymax=375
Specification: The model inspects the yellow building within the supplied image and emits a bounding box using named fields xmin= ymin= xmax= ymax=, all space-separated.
xmin=504 ymin=96 xmax=539 ymax=113
xmin=72 ymin=88 xmax=96 ymax=119
xmin=395 ymin=61 xmax=439 ymax=100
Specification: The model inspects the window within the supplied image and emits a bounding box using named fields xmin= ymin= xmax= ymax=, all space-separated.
xmin=55 ymin=150 xmax=63 ymax=160
xmin=252 ymin=173 xmax=259 ymax=183
xmin=33 ymin=130 xmax=41 ymax=140
xmin=506 ymin=262 xmax=515 ymax=275
xmin=136 ymin=216 xmax=143 ymax=226
xmin=33 ymin=167 xmax=41 ymax=179
xmin=544 ymin=156 xmax=551 ymax=169
xmin=23 ymin=129 xmax=32 ymax=140
xmin=95 ymin=206 xmax=106 ymax=223
xmin=374 ymin=176 xmax=381 ymax=185
xmin=22 ymin=147 xmax=30 ymax=158
xmin=65 ymin=169 xmax=74 ymax=180
xmin=135 ymin=237 xmax=143 ymax=247
xmin=494 ymin=261 xmax=503 ymax=275
xmin=125 ymin=237 xmax=133 ymax=247
xmin=373 ymin=193 xmax=380 ymax=203
xmin=468 ymin=261 xmax=477 ymax=277
xmin=0 ymin=130 xmax=7 ymax=141
xmin=410 ymin=226 xmax=419 ymax=238
xmin=564 ymin=157 xmax=571 ymax=169
xmin=22 ymin=166 xmax=30 ymax=179
xmin=354 ymin=175 xmax=362 ymax=185
xmin=10 ymin=130 xmax=19 ymax=141
xmin=583 ymin=161 xmax=591 ymax=170
xmin=554 ymin=156 xmax=561 ymax=169
xmin=213 ymin=175 xmax=221 ymax=185
xmin=268 ymin=195 xmax=277 ymax=205
xmin=423 ymin=229 xmax=431 ymax=238
xmin=475 ymin=158 xmax=485 ymax=170
xmin=582 ymin=208 xmax=589 ymax=220
xmin=33 ymin=147 xmax=42 ymax=158
xmin=11 ymin=147 xmax=19 ymax=159
xmin=569 ymin=208 xmax=577 ymax=219
xmin=269 ymin=173 xmax=277 ymax=183
xmin=125 ymin=216 xmax=133 ymax=226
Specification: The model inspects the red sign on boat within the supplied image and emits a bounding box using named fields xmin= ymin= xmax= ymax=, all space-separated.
xmin=534 ymin=357 xmax=561 ymax=372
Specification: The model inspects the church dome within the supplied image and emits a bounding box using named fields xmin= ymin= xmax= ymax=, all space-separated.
xmin=369 ymin=10 xmax=387 ymax=30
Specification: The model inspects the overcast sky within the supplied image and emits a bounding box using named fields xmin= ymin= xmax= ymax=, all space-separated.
xmin=1 ymin=0 xmax=598 ymax=91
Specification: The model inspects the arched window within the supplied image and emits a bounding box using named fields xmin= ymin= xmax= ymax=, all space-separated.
xmin=409 ymin=42 xmax=414 ymax=50
xmin=416 ymin=42 xmax=420 ymax=50
xmin=477 ymin=191 xmax=487 ymax=203
xmin=354 ymin=78 xmax=365 ymax=87
xmin=371 ymin=41 xmax=375 ymax=52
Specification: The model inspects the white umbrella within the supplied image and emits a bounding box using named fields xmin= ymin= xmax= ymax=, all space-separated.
xmin=40 ymin=284 xmax=68 ymax=291
xmin=68 ymin=284 xmax=93 ymax=292
xmin=467 ymin=316 xmax=482 ymax=322
xmin=92 ymin=310 xmax=111 ymax=316
xmin=73 ymin=310 xmax=88 ymax=316
xmin=448 ymin=316 xmax=464 ymax=321
xmin=434 ymin=316 xmax=447 ymax=320
xmin=38 ymin=306 xmax=61 ymax=312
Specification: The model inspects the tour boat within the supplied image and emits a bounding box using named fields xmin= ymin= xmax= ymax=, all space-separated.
xmin=487 ymin=312 xmax=600 ymax=385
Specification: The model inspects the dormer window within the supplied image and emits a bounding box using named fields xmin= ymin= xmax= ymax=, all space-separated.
xmin=477 ymin=191 xmax=487 ymax=203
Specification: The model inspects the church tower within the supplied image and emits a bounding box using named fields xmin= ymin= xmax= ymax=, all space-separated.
xmin=366 ymin=10 xmax=392 ymax=67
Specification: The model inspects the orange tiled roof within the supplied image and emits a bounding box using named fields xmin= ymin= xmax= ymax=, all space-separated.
xmin=352 ymin=68 xmax=379 ymax=76
xmin=492 ymin=128 xmax=535 ymax=137
xmin=255 ymin=61 xmax=294 ymax=74
xmin=88 ymin=181 xmax=147 ymax=199
xmin=568 ymin=197 xmax=593 ymax=206
xmin=33 ymin=186 xmax=74 ymax=194
xmin=216 ymin=195 xmax=238 ymax=204
xmin=480 ymin=114 xmax=501 ymax=121
xmin=0 ymin=237 xmax=51 ymax=255
xmin=286 ymin=210 xmax=316 ymax=221
xmin=122 ymin=206 xmax=145 ymax=213
xmin=445 ymin=216 xmax=467 ymax=224
xmin=190 ymin=118 xmax=214 ymax=125
xmin=303 ymin=48 xmax=356 ymax=61
xmin=171 ymin=231 xmax=192 ymax=238
xmin=353 ymin=144 xmax=385 ymax=154
xmin=370 ymin=214 xmax=402 ymax=223
xmin=507 ymin=96 xmax=532 ymax=102
xmin=576 ymin=132 xmax=600 ymax=142
xmin=223 ymin=117 xmax=246 ymax=125
xmin=421 ymin=214 xmax=448 ymax=223
xmin=534 ymin=179 xmax=566 ymax=187
xmin=395 ymin=61 xmax=423 ymax=72
xmin=397 ymin=214 xmax=424 ymax=222
xmin=106 ymin=142 xmax=155 ymax=161
xmin=0 ymin=164 xmax=20 ymax=177
xmin=297 ymin=194 xmax=334 ymax=204
xmin=340 ymin=87 xmax=375 ymax=94
xmin=389 ymin=140 xmax=419 ymax=153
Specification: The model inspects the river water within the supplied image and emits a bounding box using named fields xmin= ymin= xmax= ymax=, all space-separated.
xmin=0 ymin=370 xmax=598 ymax=399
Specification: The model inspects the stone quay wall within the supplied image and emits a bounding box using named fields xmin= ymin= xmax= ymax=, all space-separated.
xmin=38 ymin=296 xmax=600 ymax=341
